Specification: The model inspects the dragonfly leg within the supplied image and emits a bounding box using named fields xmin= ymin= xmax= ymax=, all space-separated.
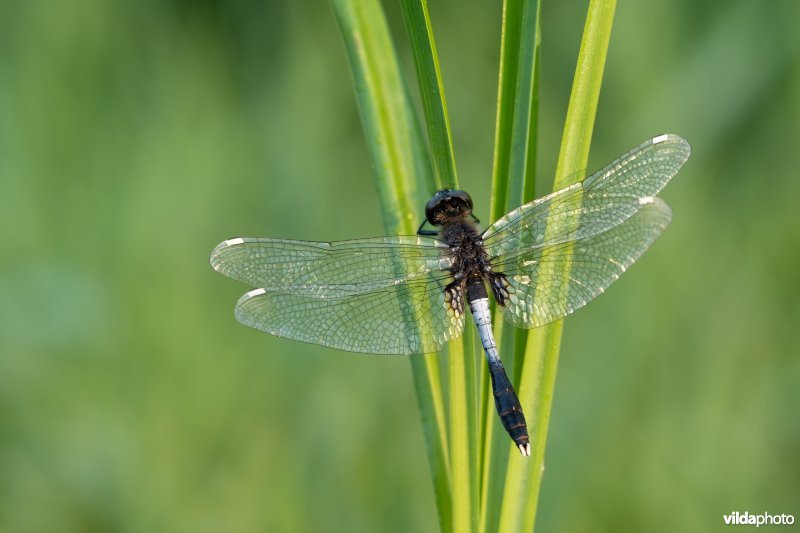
xmin=488 ymin=272 xmax=510 ymax=306
xmin=416 ymin=220 xmax=439 ymax=236
xmin=444 ymin=280 xmax=465 ymax=317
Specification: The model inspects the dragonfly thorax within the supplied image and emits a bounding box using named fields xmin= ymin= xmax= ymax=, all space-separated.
xmin=442 ymin=220 xmax=492 ymax=291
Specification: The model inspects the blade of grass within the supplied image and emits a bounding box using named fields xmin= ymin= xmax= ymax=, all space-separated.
xmin=400 ymin=0 xmax=459 ymax=188
xmin=399 ymin=3 xmax=478 ymax=531
xmin=497 ymin=1 xmax=617 ymax=531
xmin=447 ymin=327 xmax=478 ymax=533
xmin=489 ymin=0 xmax=523 ymax=223
xmin=490 ymin=0 xmax=541 ymax=216
xmin=330 ymin=1 xmax=452 ymax=530
xmin=482 ymin=1 xmax=524 ymax=523
xmin=482 ymin=0 xmax=541 ymax=530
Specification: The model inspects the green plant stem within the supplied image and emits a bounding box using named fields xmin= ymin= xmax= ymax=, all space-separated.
xmin=400 ymin=0 xmax=459 ymax=188
xmin=448 ymin=331 xmax=479 ymax=533
xmin=333 ymin=0 xmax=616 ymax=530
xmin=497 ymin=1 xmax=617 ymax=531
xmin=400 ymin=2 xmax=482 ymax=530
xmin=330 ymin=1 xmax=452 ymax=530
xmin=482 ymin=0 xmax=541 ymax=531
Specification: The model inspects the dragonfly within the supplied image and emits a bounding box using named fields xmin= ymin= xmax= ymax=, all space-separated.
xmin=210 ymin=134 xmax=690 ymax=456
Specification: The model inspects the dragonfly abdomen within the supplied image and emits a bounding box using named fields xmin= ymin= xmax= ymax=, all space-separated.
xmin=468 ymin=292 xmax=531 ymax=456
xmin=488 ymin=359 xmax=530 ymax=456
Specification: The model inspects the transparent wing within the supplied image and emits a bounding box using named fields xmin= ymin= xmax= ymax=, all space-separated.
xmin=493 ymin=198 xmax=672 ymax=328
xmin=210 ymin=235 xmax=451 ymax=296
xmin=483 ymin=134 xmax=690 ymax=258
xmin=234 ymin=274 xmax=465 ymax=355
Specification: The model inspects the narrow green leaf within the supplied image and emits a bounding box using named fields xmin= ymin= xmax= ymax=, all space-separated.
xmin=448 ymin=330 xmax=479 ymax=533
xmin=493 ymin=0 xmax=541 ymax=213
xmin=489 ymin=0 xmax=523 ymax=222
xmin=498 ymin=1 xmax=617 ymax=531
xmin=399 ymin=3 xmax=482 ymax=531
xmin=400 ymin=0 xmax=459 ymax=189
xmin=553 ymin=0 xmax=617 ymax=190
xmin=483 ymin=0 xmax=541 ymax=531
xmin=330 ymin=1 xmax=452 ymax=530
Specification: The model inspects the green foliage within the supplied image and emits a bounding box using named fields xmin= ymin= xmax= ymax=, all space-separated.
xmin=501 ymin=3 xmax=617 ymax=530
xmin=330 ymin=1 xmax=453 ymax=530
xmin=334 ymin=0 xmax=616 ymax=530
xmin=1 ymin=1 xmax=799 ymax=532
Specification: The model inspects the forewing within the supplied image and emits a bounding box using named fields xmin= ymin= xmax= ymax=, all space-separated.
xmin=234 ymin=274 xmax=465 ymax=354
xmin=483 ymin=134 xmax=689 ymax=258
xmin=494 ymin=198 xmax=672 ymax=328
xmin=210 ymin=235 xmax=451 ymax=296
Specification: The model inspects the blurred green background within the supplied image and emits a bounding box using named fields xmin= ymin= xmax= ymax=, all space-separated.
xmin=1 ymin=1 xmax=799 ymax=531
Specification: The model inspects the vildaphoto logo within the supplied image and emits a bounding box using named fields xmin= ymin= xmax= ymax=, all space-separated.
xmin=723 ymin=511 xmax=795 ymax=527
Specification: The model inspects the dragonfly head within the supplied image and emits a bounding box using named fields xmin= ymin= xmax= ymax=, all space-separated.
xmin=425 ymin=189 xmax=474 ymax=226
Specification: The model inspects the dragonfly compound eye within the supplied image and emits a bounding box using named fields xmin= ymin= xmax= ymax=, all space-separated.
xmin=425 ymin=189 xmax=474 ymax=225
